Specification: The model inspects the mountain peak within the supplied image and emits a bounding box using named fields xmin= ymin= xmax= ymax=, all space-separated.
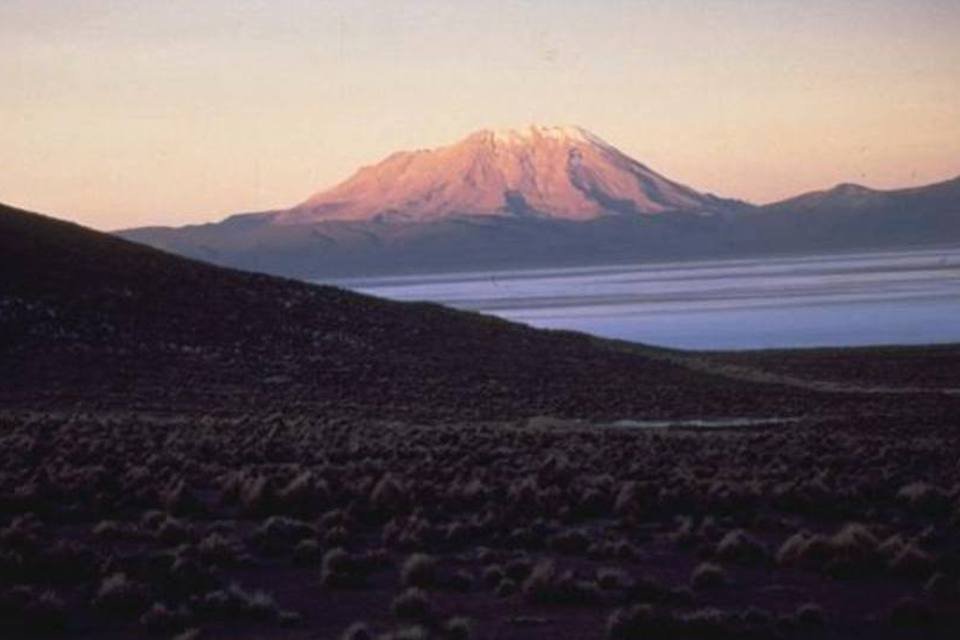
xmin=273 ymin=126 xmax=724 ymax=225
xmin=472 ymin=124 xmax=607 ymax=146
xmin=831 ymin=183 xmax=875 ymax=195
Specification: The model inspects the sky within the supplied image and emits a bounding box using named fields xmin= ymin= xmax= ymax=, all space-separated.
xmin=1 ymin=0 xmax=958 ymax=230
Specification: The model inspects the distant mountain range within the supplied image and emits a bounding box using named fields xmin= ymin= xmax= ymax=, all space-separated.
xmin=118 ymin=126 xmax=960 ymax=279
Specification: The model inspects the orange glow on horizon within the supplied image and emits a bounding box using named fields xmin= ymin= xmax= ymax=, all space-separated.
xmin=1 ymin=0 xmax=958 ymax=230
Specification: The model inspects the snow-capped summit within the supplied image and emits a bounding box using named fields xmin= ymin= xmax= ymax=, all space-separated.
xmin=274 ymin=125 xmax=725 ymax=224
xmin=484 ymin=124 xmax=605 ymax=146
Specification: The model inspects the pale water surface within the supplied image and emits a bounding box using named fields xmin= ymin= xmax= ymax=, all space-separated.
xmin=332 ymin=248 xmax=960 ymax=350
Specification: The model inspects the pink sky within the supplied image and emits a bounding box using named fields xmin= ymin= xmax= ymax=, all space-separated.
xmin=1 ymin=0 xmax=958 ymax=230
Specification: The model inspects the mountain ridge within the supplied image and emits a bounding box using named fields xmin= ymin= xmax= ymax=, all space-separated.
xmin=762 ymin=176 xmax=960 ymax=214
xmin=114 ymin=127 xmax=959 ymax=279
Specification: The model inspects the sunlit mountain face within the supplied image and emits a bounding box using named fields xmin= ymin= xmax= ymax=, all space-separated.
xmin=274 ymin=125 xmax=731 ymax=224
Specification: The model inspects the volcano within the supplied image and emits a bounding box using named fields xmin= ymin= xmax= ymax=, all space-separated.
xmin=117 ymin=127 xmax=959 ymax=279
xmin=274 ymin=125 xmax=728 ymax=224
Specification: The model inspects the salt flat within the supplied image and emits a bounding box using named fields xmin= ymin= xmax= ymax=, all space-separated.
xmin=340 ymin=247 xmax=960 ymax=350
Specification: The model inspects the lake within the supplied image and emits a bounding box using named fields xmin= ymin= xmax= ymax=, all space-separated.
xmin=332 ymin=247 xmax=960 ymax=350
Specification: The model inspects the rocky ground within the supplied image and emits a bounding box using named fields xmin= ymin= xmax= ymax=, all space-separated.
xmin=1 ymin=408 xmax=959 ymax=639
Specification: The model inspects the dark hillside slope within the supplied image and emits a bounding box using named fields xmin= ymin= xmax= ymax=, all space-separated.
xmin=1 ymin=203 xmax=807 ymax=421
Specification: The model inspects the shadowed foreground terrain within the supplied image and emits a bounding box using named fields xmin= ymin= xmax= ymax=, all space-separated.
xmin=2 ymin=202 xmax=960 ymax=639
xmin=0 ymin=203 xmax=811 ymax=422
